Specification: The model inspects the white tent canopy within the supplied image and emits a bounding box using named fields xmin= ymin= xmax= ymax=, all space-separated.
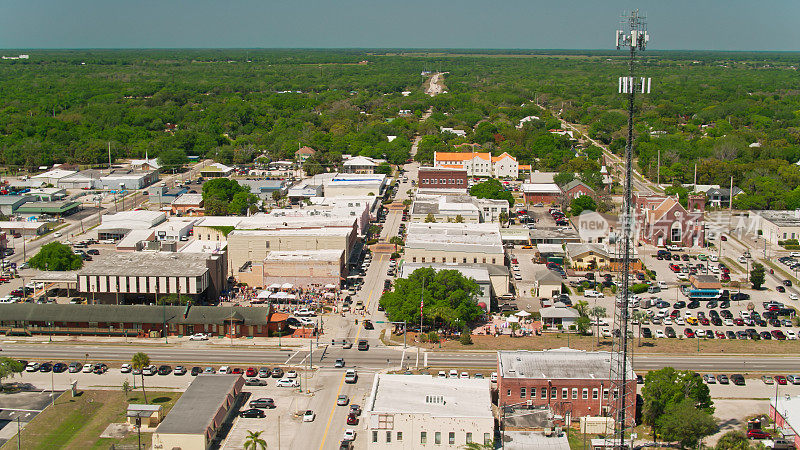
xmin=324 ymin=284 xmax=337 ymax=290
xmin=505 ymin=315 xmax=520 ymax=323
xmin=515 ymin=311 xmax=532 ymax=317
xmin=281 ymin=283 xmax=293 ymax=290
xmin=267 ymin=283 xmax=281 ymax=290
xmin=256 ymin=290 xmax=271 ymax=299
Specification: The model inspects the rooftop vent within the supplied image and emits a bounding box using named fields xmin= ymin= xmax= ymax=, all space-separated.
xmin=425 ymin=395 xmax=445 ymax=405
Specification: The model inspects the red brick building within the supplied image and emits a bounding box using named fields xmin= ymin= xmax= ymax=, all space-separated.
xmin=497 ymin=349 xmax=637 ymax=426
xmin=418 ymin=167 xmax=469 ymax=192
xmin=562 ymin=180 xmax=595 ymax=200
xmin=521 ymin=183 xmax=562 ymax=204
xmin=633 ymin=193 xmax=705 ymax=247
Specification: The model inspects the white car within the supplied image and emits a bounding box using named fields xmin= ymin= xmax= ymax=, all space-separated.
xmin=343 ymin=429 xmax=356 ymax=441
xmin=449 ymin=369 xmax=458 ymax=379
xmin=584 ymin=290 xmax=604 ymax=298
xmin=189 ymin=333 xmax=209 ymax=341
xmin=303 ymin=410 xmax=316 ymax=422
xmin=695 ymin=329 xmax=705 ymax=338
xmin=295 ymin=308 xmax=315 ymax=317
xmin=738 ymin=256 xmax=747 ymax=263
xmin=676 ymin=273 xmax=688 ymax=281
xmin=662 ymin=317 xmax=672 ymax=325
xmin=82 ymin=363 xmax=94 ymax=373
xmin=512 ymin=265 xmax=520 ymax=272
xmin=120 ymin=364 xmax=132 ymax=373
xmin=655 ymin=330 xmax=665 ymax=338
xmin=460 ymin=372 xmax=469 ymax=379
xmin=437 ymin=370 xmax=446 ymax=378
xmin=276 ymin=378 xmax=300 ymax=388
xmin=791 ymin=252 xmax=800 ymax=258
xmin=286 ymin=370 xmax=298 ymax=379
xmin=657 ymin=281 xmax=668 ymax=289
xmin=601 ymin=328 xmax=612 ymax=338
xmin=675 ymin=317 xmax=685 ymax=325
xmin=490 ymin=372 xmax=498 ymax=382
xmin=513 ymin=273 xmax=522 ymax=281
xmin=218 ymin=365 xmax=230 ymax=374
xmin=723 ymin=318 xmax=734 ymax=326
xmin=710 ymin=266 xmax=720 ymax=274
xmin=709 ymin=255 xmax=719 ymax=262
xmin=787 ymin=330 xmax=798 ymax=340
xmin=790 ymin=294 xmax=799 ymax=301
xmin=298 ymin=317 xmax=315 ymax=326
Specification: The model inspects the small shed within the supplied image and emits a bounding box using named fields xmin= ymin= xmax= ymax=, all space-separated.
xmin=127 ymin=404 xmax=163 ymax=429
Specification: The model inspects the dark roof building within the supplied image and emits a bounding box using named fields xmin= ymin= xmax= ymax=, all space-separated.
xmin=153 ymin=374 xmax=245 ymax=450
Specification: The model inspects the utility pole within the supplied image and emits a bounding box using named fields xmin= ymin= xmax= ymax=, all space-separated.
xmin=611 ymin=10 xmax=649 ymax=449
xmin=656 ymin=149 xmax=660 ymax=187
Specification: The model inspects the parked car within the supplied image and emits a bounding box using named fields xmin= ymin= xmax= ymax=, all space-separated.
xmin=748 ymin=429 xmax=771 ymax=440
xmin=245 ymin=378 xmax=268 ymax=386
xmin=276 ymin=378 xmax=299 ymax=388
xmin=303 ymin=410 xmax=316 ymax=422
xmin=250 ymin=398 xmax=276 ymax=409
xmin=189 ymin=333 xmax=209 ymax=341
xmin=174 ymin=365 xmax=186 ymax=375
xmin=157 ymin=365 xmax=172 ymax=375
xmin=240 ymin=408 xmax=266 ymax=418
xmin=337 ymin=395 xmax=350 ymax=406
xmin=271 ymin=367 xmax=284 ymax=378
xmin=731 ymin=374 xmax=746 ymax=385
xmin=717 ymin=374 xmax=730 ymax=384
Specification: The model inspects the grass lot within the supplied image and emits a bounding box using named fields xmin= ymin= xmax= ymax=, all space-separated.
xmin=391 ymin=332 xmax=800 ymax=356
xmin=0 ymin=390 xmax=180 ymax=450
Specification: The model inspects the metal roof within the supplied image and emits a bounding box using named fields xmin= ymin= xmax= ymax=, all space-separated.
xmin=497 ymin=349 xmax=635 ymax=380
xmin=78 ymin=252 xmax=213 ymax=277
xmin=0 ymin=303 xmax=270 ymax=326
xmin=156 ymin=375 xmax=244 ymax=435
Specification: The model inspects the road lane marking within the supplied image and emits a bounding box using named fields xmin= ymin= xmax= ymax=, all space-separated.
xmin=285 ymin=349 xmax=302 ymax=365
xmin=318 ymin=263 xmax=378 ymax=450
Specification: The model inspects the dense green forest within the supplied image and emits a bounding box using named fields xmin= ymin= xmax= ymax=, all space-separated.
xmin=2 ymin=49 xmax=800 ymax=208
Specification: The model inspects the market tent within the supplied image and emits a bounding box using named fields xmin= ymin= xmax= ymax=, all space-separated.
xmin=281 ymin=283 xmax=294 ymax=290
xmin=515 ymin=311 xmax=532 ymax=317
xmin=267 ymin=283 xmax=281 ymax=291
xmin=505 ymin=315 xmax=520 ymax=323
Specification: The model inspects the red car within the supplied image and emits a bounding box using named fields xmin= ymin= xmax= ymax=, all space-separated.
xmin=700 ymin=317 xmax=710 ymax=326
xmin=721 ymin=273 xmax=731 ymax=282
xmin=775 ymin=375 xmax=788 ymax=385
xmin=684 ymin=328 xmax=695 ymax=338
xmin=747 ymin=429 xmax=770 ymax=439
xmin=715 ymin=331 xmax=726 ymax=339
xmin=734 ymin=318 xmax=744 ymax=326
xmin=346 ymin=413 xmax=359 ymax=425
xmin=232 ymin=368 xmax=243 ymax=375
xmin=246 ymin=367 xmax=257 ymax=377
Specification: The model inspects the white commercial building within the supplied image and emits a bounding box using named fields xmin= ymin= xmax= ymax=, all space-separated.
xmin=97 ymin=210 xmax=167 ymax=240
xmin=307 ymin=196 xmax=378 ymax=235
xmin=410 ymin=194 xmax=509 ymax=223
xmin=750 ymin=210 xmax=800 ymax=245
xmin=31 ymin=168 xmax=77 ymax=185
xmin=342 ymin=156 xmax=383 ymax=174
xmin=365 ymin=374 xmax=494 ymax=449
xmin=323 ymin=173 xmax=387 ymax=197
xmin=404 ymin=222 xmax=504 ymax=266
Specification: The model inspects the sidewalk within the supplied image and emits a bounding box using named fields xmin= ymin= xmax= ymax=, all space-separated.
xmin=0 ymin=333 xmax=312 ymax=349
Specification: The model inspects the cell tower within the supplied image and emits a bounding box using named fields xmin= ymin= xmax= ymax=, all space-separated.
xmin=609 ymin=9 xmax=650 ymax=449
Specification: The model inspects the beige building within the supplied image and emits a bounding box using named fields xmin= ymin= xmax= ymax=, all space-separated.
xmin=227 ymin=228 xmax=355 ymax=274
xmin=365 ymin=374 xmax=494 ymax=449
xmin=237 ymin=249 xmax=345 ymax=288
xmin=750 ymin=210 xmax=800 ymax=245
xmin=404 ymin=223 xmax=504 ymax=266
xmin=152 ymin=374 xmax=244 ymax=450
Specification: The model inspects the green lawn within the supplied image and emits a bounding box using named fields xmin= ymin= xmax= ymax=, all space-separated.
xmin=1 ymin=390 xmax=180 ymax=450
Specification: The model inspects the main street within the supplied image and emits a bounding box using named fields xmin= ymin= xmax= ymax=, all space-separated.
xmin=3 ymin=342 xmax=800 ymax=373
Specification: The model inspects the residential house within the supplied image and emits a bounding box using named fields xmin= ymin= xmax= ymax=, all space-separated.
xmin=633 ymin=193 xmax=705 ymax=247
xmin=295 ymin=146 xmax=316 ymax=162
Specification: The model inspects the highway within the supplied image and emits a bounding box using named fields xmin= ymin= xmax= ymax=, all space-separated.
xmin=3 ymin=342 xmax=800 ymax=373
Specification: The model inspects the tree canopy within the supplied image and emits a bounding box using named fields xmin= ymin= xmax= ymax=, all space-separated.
xmin=642 ymin=367 xmax=714 ymax=440
xmin=0 ymin=357 xmax=24 ymax=391
xmin=469 ymin=178 xmax=515 ymax=207
xmin=570 ymin=195 xmax=597 ymax=216
xmin=656 ymin=399 xmax=717 ymax=448
xmin=201 ymin=178 xmax=259 ymax=215
xmin=28 ymin=242 xmax=83 ymax=271
xmin=379 ymin=267 xmax=483 ymax=328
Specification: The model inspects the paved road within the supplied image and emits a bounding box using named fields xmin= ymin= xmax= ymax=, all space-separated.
xmin=5 ymin=342 xmax=800 ymax=373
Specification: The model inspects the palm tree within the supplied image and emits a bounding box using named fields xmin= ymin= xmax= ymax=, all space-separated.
xmin=631 ymin=310 xmax=648 ymax=347
xmin=131 ymin=352 xmax=150 ymax=403
xmin=509 ymin=322 xmax=521 ymax=337
xmin=498 ymin=212 xmax=508 ymax=228
xmin=244 ymin=430 xmax=267 ymax=450
xmin=589 ymin=306 xmax=607 ymax=347
xmin=574 ymin=300 xmax=589 ymax=317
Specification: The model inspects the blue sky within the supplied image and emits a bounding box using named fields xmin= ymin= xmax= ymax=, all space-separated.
xmin=1 ymin=0 xmax=798 ymax=50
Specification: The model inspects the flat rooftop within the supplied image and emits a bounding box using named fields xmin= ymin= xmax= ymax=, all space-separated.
xmin=405 ymin=222 xmax=503 ymax=253
xmin=78 ymin=252 xmax=214 ymax=277
xmin=497 ymin=349 xmax=635 ymax=380
xmin=156 ymin=374 xmax=242 ymax=435
xmin=229 ymin=227 xmax=351 ymax=237
xmin=399 ymin=262 xmax=490 ymax=282
xmin=754 ymin=210 xmax=800 ymax=227
xmin=179 ymin=240 xmax=228 ymax=253
xmin=367 ymin=374 xmax=492 ymax=419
